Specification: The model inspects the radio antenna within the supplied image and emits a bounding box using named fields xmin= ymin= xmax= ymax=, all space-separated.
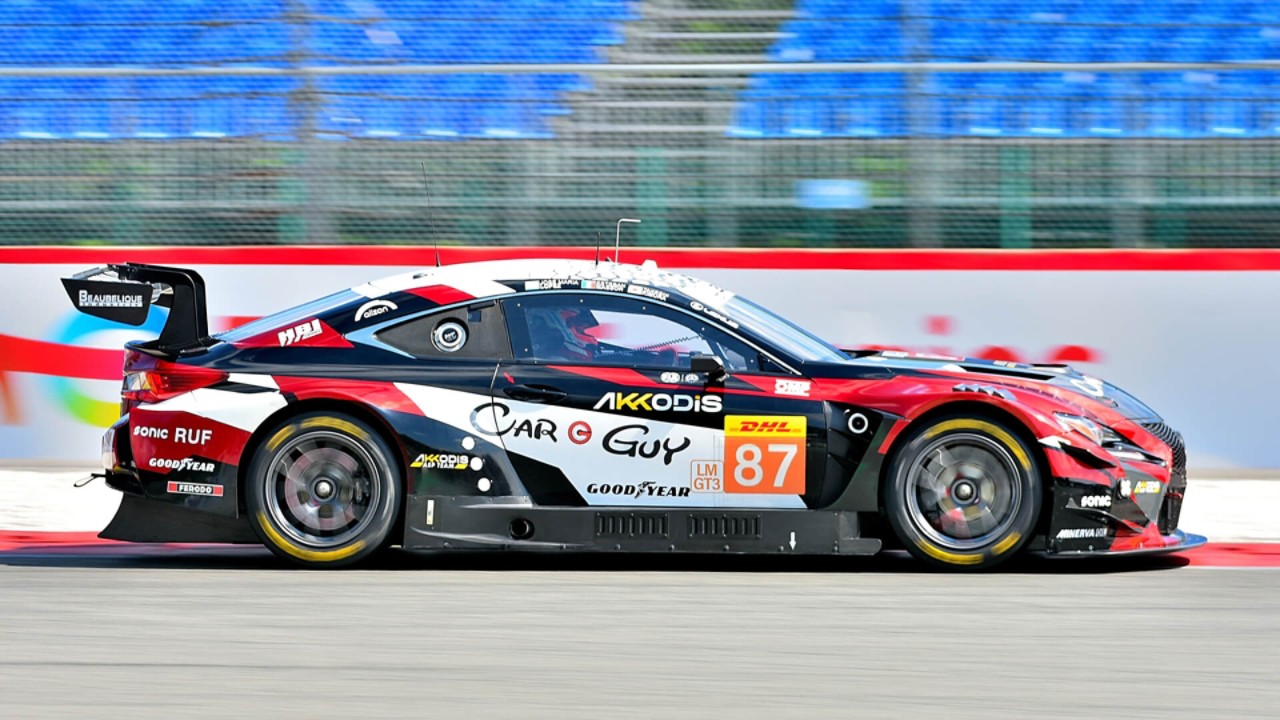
xmin=614 ymin=218 xmax=641 ymax=262
xmin=420 ymin=161 xmax=442 ymax=267
xmin=595 ymin=231 xmax=602 ymax=266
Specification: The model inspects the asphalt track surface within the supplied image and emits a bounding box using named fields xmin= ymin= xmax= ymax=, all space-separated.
xmin=1 ymin=547 xmax=1278 ymax=719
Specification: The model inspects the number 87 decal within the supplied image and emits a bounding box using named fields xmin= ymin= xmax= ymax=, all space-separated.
xmin=724 ymin=416 xmax=806 ymax=494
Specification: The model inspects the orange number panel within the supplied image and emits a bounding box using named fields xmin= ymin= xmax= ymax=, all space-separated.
xmin=723 ymin=415 xmax=806 ymax=494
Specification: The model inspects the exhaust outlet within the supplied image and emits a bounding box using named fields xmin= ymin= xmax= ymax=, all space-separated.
xmin=509 ymin=518 xmax=535 ymax=541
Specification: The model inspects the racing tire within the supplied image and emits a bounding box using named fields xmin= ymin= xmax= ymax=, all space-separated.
xmin=884 ymin=415 xmax=1041 ymax=570
xmin=246 ymin=412 xmax=400 ymax=568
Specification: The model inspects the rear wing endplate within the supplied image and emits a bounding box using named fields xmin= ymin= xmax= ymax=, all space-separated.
xmin=61 ymin=263 xmax=212 ymax=353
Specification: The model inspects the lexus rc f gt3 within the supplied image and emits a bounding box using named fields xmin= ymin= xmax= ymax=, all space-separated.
xmin=62 ymin=260 xmax=1204 ymax=569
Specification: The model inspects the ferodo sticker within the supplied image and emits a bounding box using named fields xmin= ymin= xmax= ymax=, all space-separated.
xmin=166 ymin=481 xmax=224 ymax=497
xmin=724 ymin=415 xmax=805 ymax=494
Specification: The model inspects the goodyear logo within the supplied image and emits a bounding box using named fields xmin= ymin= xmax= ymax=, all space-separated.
xmin=724 ymin=415 xmax=806 ymax=437
xmin=411 ymin=453 xmax=469 ymax=470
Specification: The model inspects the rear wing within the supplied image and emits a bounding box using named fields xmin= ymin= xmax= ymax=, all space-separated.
xmin=61 ymin=263 xmax=213 ymax=354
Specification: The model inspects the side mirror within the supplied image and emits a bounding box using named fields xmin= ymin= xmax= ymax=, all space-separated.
xmin=690 ymin=354 xmax=728 ymax=383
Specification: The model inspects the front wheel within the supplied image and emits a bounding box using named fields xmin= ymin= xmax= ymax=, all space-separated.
xmin=884 ymin=415 xmax=1041 ymax=570
xmin=246 ymin=412 xmax=400 ymax=568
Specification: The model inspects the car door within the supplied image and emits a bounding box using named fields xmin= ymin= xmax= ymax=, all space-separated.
xmin=364 ymin=299 xmax=521 ymax=500
xmin=491 ymin=291 xmax=827 ymax=509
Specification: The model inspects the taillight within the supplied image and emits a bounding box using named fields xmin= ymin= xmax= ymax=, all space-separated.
xmin=122 ymin=350 xmax=227 ymax=408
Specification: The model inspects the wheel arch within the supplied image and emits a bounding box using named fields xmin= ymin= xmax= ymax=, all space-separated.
xmin=235 ymin=398 xmax=410 ymax=516
xmin=877 ymin=399 xmax=1052 ymax=514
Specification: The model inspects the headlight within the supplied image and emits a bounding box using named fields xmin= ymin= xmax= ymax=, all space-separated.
xmin=1054 ymin=413 xmax=1162 ymax=464
xmin=1054 ymin=413 xmax=1120 ymax=446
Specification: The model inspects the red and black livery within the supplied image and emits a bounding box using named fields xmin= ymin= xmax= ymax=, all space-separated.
xmin=65 ymin=259 xmax=1204 ymax=569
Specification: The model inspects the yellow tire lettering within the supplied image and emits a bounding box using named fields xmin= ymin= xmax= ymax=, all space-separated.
xmin=923 ymin=419 xmax=1032 ymax=472
xmin=299 ymin=417 xmax=370 ymax=441
xmin=256 ymin=512 xmax=365 ymax=563
xmin=991 ymin=530 xmax=1022 ymax=556
xmin=914 ymin=539 xmax=983 ymax=566
xmin=264 ymin=425 xmax=295 ymax=453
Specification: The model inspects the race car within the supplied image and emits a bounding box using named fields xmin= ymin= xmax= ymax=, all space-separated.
xmin=62 ymin=259 xmax=1204 ymax=569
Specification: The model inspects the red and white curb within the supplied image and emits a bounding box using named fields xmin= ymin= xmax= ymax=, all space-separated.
xmin=2 ymin=469 xmax=1278 ymax=566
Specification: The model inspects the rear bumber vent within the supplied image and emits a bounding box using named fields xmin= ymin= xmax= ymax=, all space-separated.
xmin=687 ymin=513 xmax=762 ymax=539
xmin=595 ymin=512 xmax=669 ymax=539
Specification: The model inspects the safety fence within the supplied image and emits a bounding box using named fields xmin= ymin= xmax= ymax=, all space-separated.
xmin=0 ymin=60 xmax=1279 ymax=248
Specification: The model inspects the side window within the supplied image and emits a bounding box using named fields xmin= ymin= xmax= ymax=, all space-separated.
xmin=505 ymin=293 xmax=760 ymax=372
xmin=377 ymin=302 xmax=513 ymax=360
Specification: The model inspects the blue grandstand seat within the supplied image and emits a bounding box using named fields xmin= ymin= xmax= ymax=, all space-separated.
xmin=736 ymin=0 xmax=1274 ymax=139
xmin=1022 ymin=81 xmax=1072 ymax=137
xmin=727 ymin=97 xmax=766 ymax=138
xmin=0 ymin=0 xmax=630 ymax=141
xmin=14 ymin=80 xmax=69 ymax=139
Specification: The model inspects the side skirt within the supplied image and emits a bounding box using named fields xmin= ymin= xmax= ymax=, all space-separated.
xmin=402 ymin=495 xmax=882 ymax=556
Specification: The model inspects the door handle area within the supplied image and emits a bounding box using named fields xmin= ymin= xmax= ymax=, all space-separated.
xmin=503 ymin=384 xmax=568 ymax=403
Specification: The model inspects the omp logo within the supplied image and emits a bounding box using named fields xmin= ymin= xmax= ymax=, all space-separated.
xmin=78 ymin=289 xmax=143 ymax=308
xmin=411 ymin=453 xmax=471 ymax=470
xmin=278 ymin=319 xmax=322 ymax=347
xmin=725 ymin=416 xmax=805 ymax=436
xmin=592 ymin=392 xmax=722 ymax=413
xmin=166 ymin=481 xmax=224 ymax=497
xmin=774 ymin=379 xmax=811 ymax=397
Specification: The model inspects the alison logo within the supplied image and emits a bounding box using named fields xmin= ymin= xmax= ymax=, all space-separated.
xmin=592 ymin=392 xmax=722 ymax=413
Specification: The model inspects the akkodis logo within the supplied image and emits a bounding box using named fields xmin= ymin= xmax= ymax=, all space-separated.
xmin=43 ymin=308 xmax=166 ymax=427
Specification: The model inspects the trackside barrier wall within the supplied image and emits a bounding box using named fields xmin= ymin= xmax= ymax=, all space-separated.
xmin=0 ymin=247 xmax=1275 ymax=468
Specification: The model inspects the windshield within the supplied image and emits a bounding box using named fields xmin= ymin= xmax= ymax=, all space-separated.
xmin=723 ymin=295 xmax=848 ymax=363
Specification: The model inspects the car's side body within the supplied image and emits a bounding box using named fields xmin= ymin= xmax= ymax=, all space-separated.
xmin=70 ymin=259 xmax=1202 ymax=566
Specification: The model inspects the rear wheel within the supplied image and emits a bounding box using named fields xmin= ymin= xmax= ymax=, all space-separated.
xmin=246 ymin=412 xmax=400 ymax=568
xmin=884 ymin=415 xmax=1041 ymax=570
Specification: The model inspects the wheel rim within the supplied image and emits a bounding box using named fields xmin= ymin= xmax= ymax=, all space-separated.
xmin=264 ymin=430 xmax=382 ymax=549
xmin=904 ymin=432 xmax=1023 ymax=551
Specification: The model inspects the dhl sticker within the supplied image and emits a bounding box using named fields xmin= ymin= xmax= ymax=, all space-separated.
xmin=724 ymin=415 xmax=806 ymax=437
